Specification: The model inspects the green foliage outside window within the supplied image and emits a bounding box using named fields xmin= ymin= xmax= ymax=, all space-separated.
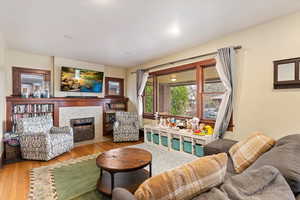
xmin=144 ymin=84 xmax=191 ymax=116
xmin=145 ymin=85 xmax=153 ymax=113
xmin=170 ymin=86 xmax=189 ymax=116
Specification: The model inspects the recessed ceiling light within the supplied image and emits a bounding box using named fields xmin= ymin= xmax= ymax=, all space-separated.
xmin=167 ymin=22 xmax=180 ymax=37
xmin=123 ymin=51 xmax=132 ymax=55
xmin=64 ymin=35 xmax=72 ymax=39
xmin=91 ymin=0 xmax=111 ymax=5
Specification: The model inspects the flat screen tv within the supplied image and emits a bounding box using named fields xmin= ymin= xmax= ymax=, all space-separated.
xmin=60 ymin=66 xmax=104 ymax=93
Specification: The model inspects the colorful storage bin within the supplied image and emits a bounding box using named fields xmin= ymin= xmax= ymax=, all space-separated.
xmin=171 ymin=138 xmax=180 ymax=151
xmin=161 ymin=135 xmax=168 ymax=147
xmin=152 ymin=133 xmax=160 ymax=144
xmin=194 ymin=144 xmax=204 ymax=157
xmin=146 ymin=131 xmax=152 ymax=142
xmin=183 ymin=141 xmax=192 ymax=154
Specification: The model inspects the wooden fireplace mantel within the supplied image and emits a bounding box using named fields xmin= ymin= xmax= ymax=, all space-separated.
xmin=6 ymin=96 xmax=129 ymax=132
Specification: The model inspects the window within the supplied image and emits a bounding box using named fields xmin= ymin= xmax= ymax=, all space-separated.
xmin=143 ymin=77 xmax=154 ymax=114
xmin=157 ymin=69 xmax=196 ymax=117
xmin=142 ymin=59 xmax=232 ymax=127
xmin=202 ymin=66 xmax=225 ymax=120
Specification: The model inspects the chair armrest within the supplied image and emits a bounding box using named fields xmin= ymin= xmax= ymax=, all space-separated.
xmin=19 ymin=133 xmax=51 ymax=147
xmin=204 ymin=139 xmax=238 ymax=156
xmin=50 ymin=126 xmax=73 ymax=135
xmin=112 ymin=188 xmax=137 ymax=200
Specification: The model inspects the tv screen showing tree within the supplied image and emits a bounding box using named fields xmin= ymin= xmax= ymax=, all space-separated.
xmin=60 ymin=66 xmax=104 ymax=93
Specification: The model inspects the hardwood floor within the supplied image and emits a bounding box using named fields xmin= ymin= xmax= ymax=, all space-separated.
xmin=0 ymin=139 xmax=142 ymax=200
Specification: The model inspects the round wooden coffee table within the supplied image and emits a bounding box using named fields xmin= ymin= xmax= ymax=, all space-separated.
xmin=96 ymin=148 xmax=152 ymax=196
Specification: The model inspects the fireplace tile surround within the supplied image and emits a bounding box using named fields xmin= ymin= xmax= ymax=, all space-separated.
xmin=60 ymin=106 xmax=105 ymax=146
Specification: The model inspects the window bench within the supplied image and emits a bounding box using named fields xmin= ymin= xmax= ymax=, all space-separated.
xmin=144 ymin=124 xmax=217 ymax=157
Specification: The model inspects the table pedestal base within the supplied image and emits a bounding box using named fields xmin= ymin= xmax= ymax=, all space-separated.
xmin=97 ymin=169 xmax=149 ymax=196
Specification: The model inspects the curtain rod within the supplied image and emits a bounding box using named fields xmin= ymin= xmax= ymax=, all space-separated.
xmin=131 ymin=45 xmax=242 ymax=74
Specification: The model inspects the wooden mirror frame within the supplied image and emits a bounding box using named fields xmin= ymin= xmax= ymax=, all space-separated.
xmin=104 ymin=77 xmax=124 ymax=97
xmin=274 ymin=57 xmax=300 ymax=89
xmin=12 ymin=67 xmax=51 ymax=96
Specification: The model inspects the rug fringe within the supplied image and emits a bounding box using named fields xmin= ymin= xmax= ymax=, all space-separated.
xmin=28 ymin=152 xmax=101 ymax=200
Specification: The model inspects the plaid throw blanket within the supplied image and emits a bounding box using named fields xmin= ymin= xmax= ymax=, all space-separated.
xmin=229 ymin=132 xmax=276 ymax=173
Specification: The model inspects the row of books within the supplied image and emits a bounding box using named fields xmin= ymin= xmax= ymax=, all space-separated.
xmin=13 ymin=104 xmax=54 ymax=114
xmin=105 ymin=113 xmax=116 ymax=123
xmin=106 ymin=103 xmax=125 ymax=110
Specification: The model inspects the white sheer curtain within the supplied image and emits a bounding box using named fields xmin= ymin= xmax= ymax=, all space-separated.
xmin=214 ymin=47 xmax=235 ymax=139
xmin=136 ymin=69 xmax=149 ymax=126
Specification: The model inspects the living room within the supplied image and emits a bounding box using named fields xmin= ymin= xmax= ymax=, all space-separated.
xmin=1 ymin=1 xmax=300 ymax=200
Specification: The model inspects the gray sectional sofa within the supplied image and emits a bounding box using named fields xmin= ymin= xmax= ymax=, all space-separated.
xmin=112 ymin=134 xmax=300 ymax=200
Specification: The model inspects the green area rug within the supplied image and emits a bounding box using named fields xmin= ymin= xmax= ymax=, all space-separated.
xmin=29 ymin=143 xmax=196 ymax=200
xmin=53 ymin=158 xmax=109 ymax=200
xmin=28 ymin=153 xmax=110 ymax=200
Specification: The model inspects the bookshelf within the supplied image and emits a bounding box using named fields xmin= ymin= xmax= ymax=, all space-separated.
xmin=103 ymin=102 xmax=127 ymax=136
xmin=11 ymin=104 xmax=54 ymax=133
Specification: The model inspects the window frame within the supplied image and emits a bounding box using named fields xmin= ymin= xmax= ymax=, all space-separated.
xmin=143 ymin=75 xmax=154 ymax=116
xmin=200 ymin=65 xmax=225 ymax=121
xmin=142 ymin=58 xmax=233 ymax=130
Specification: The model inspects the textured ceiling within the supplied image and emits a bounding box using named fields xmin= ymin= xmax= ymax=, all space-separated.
xmin=1 ymin=0 xmax=300 ymax=67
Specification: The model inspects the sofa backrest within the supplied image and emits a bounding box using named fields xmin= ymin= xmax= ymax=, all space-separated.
xmin=16 ymin=115 xmax=53 ymax=135
xmin=247 ymin=134 xmax=300 ymax=194
xmin=116 ymin=112 xmax=138 ymax=125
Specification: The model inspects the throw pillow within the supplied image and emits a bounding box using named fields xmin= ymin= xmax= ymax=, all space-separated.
xmin=229 ymin=132 xmax=276 ymax=173
xmin=247 ymin=134 xmax=300 ymax=194
xmin=134 ymin=153 xmax=228 ymax=200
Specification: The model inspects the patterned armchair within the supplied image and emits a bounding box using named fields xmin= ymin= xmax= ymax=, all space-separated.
xmin=113 ymin=112 xmax=139 ymax=142
xmin=17 ymin=116 xmax=74 ymax=161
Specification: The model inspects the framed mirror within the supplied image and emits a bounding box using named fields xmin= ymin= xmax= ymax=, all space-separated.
xmin=105 ymin=77 xmax=124 ymax=97
xmin=12 ymin=67 xmax=51 ymax=97
xmin=274 ymin=58 xmax=300 ymax=89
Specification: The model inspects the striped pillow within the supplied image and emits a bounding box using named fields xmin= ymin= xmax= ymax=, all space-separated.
xmin=229 ymin=132 xmax=276 ymax=173
xmin=134 ymin=153 xmax=228 ymax=200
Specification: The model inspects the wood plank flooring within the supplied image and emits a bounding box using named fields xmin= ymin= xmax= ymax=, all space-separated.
xmin=0 ymin=139 xmax=142 ymax=200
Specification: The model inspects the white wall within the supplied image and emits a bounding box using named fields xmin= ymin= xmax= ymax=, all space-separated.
xmin=127 ymin=11 xmax=300 ymax=141
xmin=0 ymin=33 xmax=6 ymax=154
xmin=4 ymin=49 xmax=54 ymax=97
xmin=4 ymin=49 xmax=127 ymax=97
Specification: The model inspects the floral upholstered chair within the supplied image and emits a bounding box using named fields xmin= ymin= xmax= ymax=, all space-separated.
xmin=17 ymin=115 xmax=74 ymax=161
xmin=113 ymin=112 xmax=139 ymax=142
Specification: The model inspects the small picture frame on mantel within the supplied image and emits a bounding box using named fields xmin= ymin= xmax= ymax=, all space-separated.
xmin=105 ymin=77 xmax=124 ymax=97
xmin=274 ymin=57 xmax=300 ymax=89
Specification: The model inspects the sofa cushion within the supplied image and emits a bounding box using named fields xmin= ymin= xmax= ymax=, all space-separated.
xmin=204 ymin=139 xmax=237 ymax=156
xmin=247 ymin=134 xmax=300 ymax=194
xmin=134 ymin=153 xmax=228 ymax=200
xmin=229 ymin=132 xmax=276 ymax=173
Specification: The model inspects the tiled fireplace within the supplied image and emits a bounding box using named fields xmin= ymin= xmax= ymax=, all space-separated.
xmin=59 ymin=106 xmax=105 ymax=145
xmin=70 ymin=117 xmax=95 ymax=143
